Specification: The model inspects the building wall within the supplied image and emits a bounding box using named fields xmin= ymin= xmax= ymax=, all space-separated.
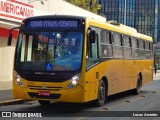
xmin=0 ymin=37 xmax=17 ymax=81
xmin=0 ymin=0 xmax=47 ymax=82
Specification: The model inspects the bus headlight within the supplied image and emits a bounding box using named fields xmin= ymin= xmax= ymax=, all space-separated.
xmin=67 ymin=74 xmax=80 ymax=89
xmin=14 ymin=71 xmax=23 ymax=86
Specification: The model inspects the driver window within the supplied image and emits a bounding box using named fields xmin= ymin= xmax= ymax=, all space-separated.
xmin=87 ymin=34 xmax=99 ymax=59
xmin=86 ymin=27 xmax=100 ymax=70
xmin=32 ymin=33 xmax=48 ymax=61
xmin=20 ymin=34 xmax=47 ymax=62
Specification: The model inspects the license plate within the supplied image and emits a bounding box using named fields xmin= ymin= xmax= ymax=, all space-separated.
xmin=38 ymin=91 xmax=50 ymax=96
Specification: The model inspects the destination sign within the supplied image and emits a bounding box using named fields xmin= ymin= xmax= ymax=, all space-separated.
xmin=25 ymin=20 xmax=80 ymax=29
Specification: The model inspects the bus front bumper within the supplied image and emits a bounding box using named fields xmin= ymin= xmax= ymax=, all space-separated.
xmin=13 ymin=84 xmax=84 ymax=103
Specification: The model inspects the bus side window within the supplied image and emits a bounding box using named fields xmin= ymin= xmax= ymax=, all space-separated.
xmin=86 ymin=27 xmax=100 ymax=70
xmin=88 ymin=31 xmax=99 ymax=59
xmin=87 ymin=28 xmax=100 ymax=59
xmin=101 ymin=30 xmax=113 ymax=58
xmin=108 ymin=32 xmax=112 ymax=44
xmin=139 ymin=40 xmax=146 ymax=59
xmin=145 ymin=41 xmax=152 ymax=59
xmin=123 ymin=35 xmax=132 ymax=59
xmin=113 ymin=33 xmax=123 ymax=58
xmin=132 ymin=37 xmax=139 ymax=59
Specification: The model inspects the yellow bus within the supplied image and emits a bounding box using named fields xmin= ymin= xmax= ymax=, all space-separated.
xmin=8 ymin=15 xmax=153 ymax=106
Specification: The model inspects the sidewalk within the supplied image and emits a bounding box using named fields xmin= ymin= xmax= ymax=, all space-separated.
xmin=0 ymin=81 xmax=25 ymax=106
xmin=0 ymin=71 xmax=160 ymax=106
xmin=153 ymin=70 xmax=160 ymax=80
xmin=0 ymin=80 xmax=12 ymax=101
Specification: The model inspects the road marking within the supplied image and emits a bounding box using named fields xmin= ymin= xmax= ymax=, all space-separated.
xmin=125 ymin=100 xmax=132 ymax=103
xmin=141 ymin=95 xmax=146 ymax=97
xmin=103 ymin=107 xmax=110 ymax=110
xmin=74 ymin=111 xmax=102 ymax=120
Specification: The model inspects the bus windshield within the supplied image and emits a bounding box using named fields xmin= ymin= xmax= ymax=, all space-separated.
xmin=15 ymin=31 xmax=83 ymax=71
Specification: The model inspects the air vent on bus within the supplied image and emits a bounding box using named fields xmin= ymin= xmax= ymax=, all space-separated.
xmin=107 ymin=20 xmax=137 ymax=33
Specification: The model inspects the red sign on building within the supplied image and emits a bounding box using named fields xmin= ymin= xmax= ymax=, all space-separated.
xmin=0 ymin=0 xmax=34 ymax=21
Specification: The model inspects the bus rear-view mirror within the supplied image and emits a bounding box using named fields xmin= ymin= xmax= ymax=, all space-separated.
xmin=7 ymin=27 xmax=20 ymax=46
xmin=89 ymin=30 xmax=96 ymax=43
xmin=7 ymin=32 xmax=12 ymax=46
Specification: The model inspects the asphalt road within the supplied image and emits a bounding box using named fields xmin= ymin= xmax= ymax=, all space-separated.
xmin=0 ymin=80 xmax=160 ymax=120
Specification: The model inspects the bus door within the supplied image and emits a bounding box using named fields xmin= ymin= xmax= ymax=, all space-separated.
xmin=85 ymin=28 xmax=100 ymax=101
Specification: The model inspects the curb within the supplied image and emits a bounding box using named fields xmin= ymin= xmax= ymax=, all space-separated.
xmin=0 ymin=99 xmax=25 ymax=107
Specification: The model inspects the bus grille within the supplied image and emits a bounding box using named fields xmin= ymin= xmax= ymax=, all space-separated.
xmin=28 ymin=92 xmax=61 ymax=99
xmin=21 ymin=74 xmax=69 ymax=82
xmin=15 ymin=69 xmax=80 ymax=82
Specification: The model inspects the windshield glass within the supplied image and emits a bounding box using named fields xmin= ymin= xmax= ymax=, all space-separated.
xmin=15 ymin=31 xmax=83 ymax=71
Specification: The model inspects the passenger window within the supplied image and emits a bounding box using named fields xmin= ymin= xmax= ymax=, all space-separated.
xmin=132 ymin=38 xmax=139 ymax=59
xmin=113 ymin=33 xmax=121 ymax=46
xmin=113 ymin=33 xmax=123 ymax=58
xmin=101 ymin=30 xmax=113 ymax=58
xmin=123 ymin=36 xmax=131 ymax=47
xmin=145 ymin=41 xmax=152 ymax=59
xmin=123 ymin=35 xmax=132 ymax=59
xmin=139 ymin=40 xmax=146 ymax=59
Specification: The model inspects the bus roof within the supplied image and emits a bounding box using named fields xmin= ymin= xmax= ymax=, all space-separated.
xmin=86 ymin=18 xmax=153 ymax=42
xmin=21 ymin=15 xmax=152 ymax=42
xmin=22 ymin=15 xmax=86 ymax=22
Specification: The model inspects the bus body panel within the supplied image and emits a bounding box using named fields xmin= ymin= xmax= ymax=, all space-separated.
xmin=98 ymin=60 xmax=122 ymax=95
xmin=85 ymin=59 xmax=153 ymax=97
xmin=138 ymin=60 xmax=153 ymax=86
xmin=123 ymin=60 xmax=135 ymax=91
xmin=84 ymin=64 xmax=99 ymax=102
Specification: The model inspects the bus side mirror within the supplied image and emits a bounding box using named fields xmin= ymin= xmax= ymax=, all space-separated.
xmin=7 ymin=27 xmax=20 ymax=46
xmin=7 ymin=32 xmax=12 ymax=46
xmin=89 ymin=30 xmax=96 ymax=43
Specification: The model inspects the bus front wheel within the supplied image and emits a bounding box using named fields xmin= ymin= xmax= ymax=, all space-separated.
xmin=38 ymin=100 xmax=51 ymax=105
xmin=95 ymin=80 xmax=106 ymax=107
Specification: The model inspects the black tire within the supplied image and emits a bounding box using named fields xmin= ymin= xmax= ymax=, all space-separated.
xmin=38 ymin=100 xmax=51 ymax=105
xmin=95 ymin=80 xmax=106 ymax=107
xmin=132 ymin=76 xmax=142 ymax=95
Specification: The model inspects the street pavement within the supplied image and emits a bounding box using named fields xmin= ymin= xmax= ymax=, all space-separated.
xmin=0 ymin=70 xmax=159 ymax=107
